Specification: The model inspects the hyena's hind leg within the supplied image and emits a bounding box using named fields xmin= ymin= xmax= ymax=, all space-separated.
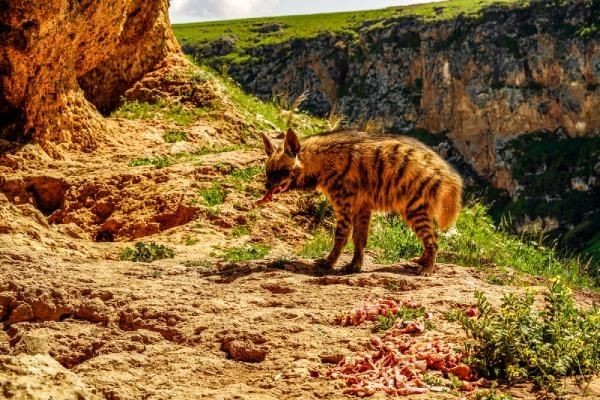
xmin=340 ymin=207 xmax=372 ymax=274
xmin=314 ymin=209 xmax=352 ymax=272
xmin=405 ymin=207 xmax=438 ymax=276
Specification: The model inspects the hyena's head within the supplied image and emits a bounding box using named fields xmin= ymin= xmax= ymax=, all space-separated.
xmin=261 ymin=128 xmax=303 ymax=193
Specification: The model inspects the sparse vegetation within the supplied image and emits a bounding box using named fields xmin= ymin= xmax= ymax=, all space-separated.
xmin=222 ymin=244 xmax=270 ymax=262
xmin=474 ymin=387 xmax=513 ymax=400
xmin=112 ymin=99 xmax=205 ymax=125
xmin=120 ymin=242 xmax=175 ymax=263
xmin=230 ymin=225 xmax=251 ymax=238
xmin=183 ymin=235 xmax=199 ymax=246
xmin=193 ymin=65 xmax=326 ymax=135
xmin=163 ymin=130 xmax=189 ymax=143
xmin=229 ymin=166 xmax=264 ymax=182
xmin=128 ymin=155 xmax=173 ymax=169
xmin=447 ymin=280 xmax=600 ymax=395
xmin=198 ymin=182 xmax=226 ymax=207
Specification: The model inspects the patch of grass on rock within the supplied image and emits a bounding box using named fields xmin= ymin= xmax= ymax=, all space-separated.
xmin=222 ymin=244 xmax=269 ymax=262
xmin=120 ymin=242 xmax=175 ymax=263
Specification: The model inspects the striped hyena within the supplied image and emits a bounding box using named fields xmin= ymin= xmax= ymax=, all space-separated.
xmin=260 ymin=128 xmax=463 ymax=276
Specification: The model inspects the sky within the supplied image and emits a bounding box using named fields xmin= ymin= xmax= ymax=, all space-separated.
xmin=169 ymin=0 xmax=439 ymax=24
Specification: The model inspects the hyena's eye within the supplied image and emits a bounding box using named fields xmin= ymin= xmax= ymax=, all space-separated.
xmin=266 ymin=168 xmax=289 ymax=183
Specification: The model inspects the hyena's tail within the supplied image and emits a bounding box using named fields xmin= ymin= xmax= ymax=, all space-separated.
xmin=434 ymin=173 xmax=463 ymax=231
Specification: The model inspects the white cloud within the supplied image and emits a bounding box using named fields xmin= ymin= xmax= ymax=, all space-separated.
xmin=170 ymin=0 xmax=281 ymax=23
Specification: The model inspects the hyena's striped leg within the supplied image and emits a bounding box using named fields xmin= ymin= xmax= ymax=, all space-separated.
xmin=315 ymin=212 xmax=352 ymax=270
xmin=406 ymin=210 xmax=438 ymax=276
xmin=341 ymin=207 xmax=372 ymax=274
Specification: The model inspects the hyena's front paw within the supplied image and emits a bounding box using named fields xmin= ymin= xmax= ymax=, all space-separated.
xmin=314 ymin=258 xmax=334 ymax=274
xmin=419 ymin=264 xmax=435 ymax=276
xmin=339 ymin=262 xmax=362 ymax=275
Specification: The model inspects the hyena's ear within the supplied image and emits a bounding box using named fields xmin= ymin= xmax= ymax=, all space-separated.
xmin=284 ymin=128 xmax=301 ymax=156
xmin=261 ymin=132 xmax=275 ymax=156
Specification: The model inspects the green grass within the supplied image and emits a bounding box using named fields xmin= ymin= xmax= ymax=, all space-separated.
xmin=447 ymin=281 xmax=600 ymax=395
xmin=298 ymin=228 xmax=333 ymax=258
xmin=299 ymin=202 xmax=598 ymax=289
xmin=120 ymin=242 xmax=175 ymax=263
xmin=222 ymin=243 xmax=270 ymax=262
xmin=368 ymin=215 xmax=422 ymax=264
xmin=230 ymin=166 xmax=264 ymax=181
xmin=128 ymin=156 xmax=173 ymax=169
xmin=174 ymin=1 xmax=527 ymax=64
xmin=163 ymin=130 xmax=189 ymax=143
xmin=198 ymin=182 xmax=226 ymax=207
xmin=112 ymin=99 xmax=206 ymax=126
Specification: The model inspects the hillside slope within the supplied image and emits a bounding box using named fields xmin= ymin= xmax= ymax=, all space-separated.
xmin=174 ymin=0 xmax=600 ymax=258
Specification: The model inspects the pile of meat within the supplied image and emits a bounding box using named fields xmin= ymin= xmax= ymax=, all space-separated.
xmin=329 ymin=298 xmax=485 ymax=397
xmin=334 ymin=298 xmax=421 ymax=327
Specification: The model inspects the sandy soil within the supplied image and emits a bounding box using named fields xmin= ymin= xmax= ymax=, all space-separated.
xmin=1 ymin=116 xmax=598 ymax=400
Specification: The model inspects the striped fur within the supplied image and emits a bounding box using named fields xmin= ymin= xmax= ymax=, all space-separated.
xmin=261 ymin=129 xmax=463 ymax=276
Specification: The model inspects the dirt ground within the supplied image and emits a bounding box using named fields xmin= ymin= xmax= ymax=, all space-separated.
xmin=1 ymin=116 xmax=598 ymax=400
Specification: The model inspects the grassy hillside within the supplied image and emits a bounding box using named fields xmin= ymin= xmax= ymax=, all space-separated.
xmin=173 ymin=0 xmax=528 ymax=64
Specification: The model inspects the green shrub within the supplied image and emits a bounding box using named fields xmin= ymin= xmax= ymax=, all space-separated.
xmin=120 ymin=242 xmax=175 ymax=262
xmin=222 ymin=244 xmax=269 ymax=262
xmin=163 ymin=130 xmax=189 ymax=143
xmin=447 ymin=280 xmax=600 ymax=394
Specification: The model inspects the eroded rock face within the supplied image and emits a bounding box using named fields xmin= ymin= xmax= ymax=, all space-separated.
xmin=0 ymin=0 xmax=185 ymax=155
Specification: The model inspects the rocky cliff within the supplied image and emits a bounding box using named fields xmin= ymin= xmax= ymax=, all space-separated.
xmin=180 ymin=0 xmax=600 ymax=254
xmin=0 ymin=0 xmax=187 ymax=157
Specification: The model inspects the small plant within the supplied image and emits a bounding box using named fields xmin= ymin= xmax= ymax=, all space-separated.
xmin=374 ymin=305 xmax=426 ymax=332
xmin=120 ymin=242 xmax=175 ymax=263
xmin=422 ymin=373 xmax=444 ymax=387
xmin=198 ymin=183 xmax=226 ymax=206
xmin=447 ymin=373 xmax=462 ymax=389
xmin=231 ymin=225 xmax=251 ymax=237
xmin=163 ymin=130 xmax=188 ymax=143
xmin=447 ymin=280 xmax=600 ymax=394
xmin=128 ymin=156 xmax=173 ymax=169
xmin=475 ymin=387 xmax=513 ymax=400
xmin=326 ymin=102 xmax=346 ymax=131
xmin=222 ymin=244 xmax=270 ymax=262
xmin=183 ymin=235 xmax=199 ymax=246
